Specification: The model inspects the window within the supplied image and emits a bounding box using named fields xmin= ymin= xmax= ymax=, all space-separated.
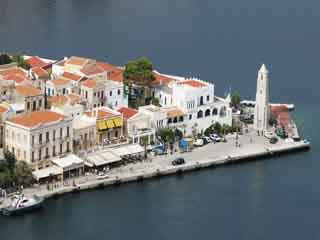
xmin=33 ymin=101 xmax=36 ymax=111
xmin=59 ymin=144 xmax=62 ymax=154
xmin=189 ymin=114 xmax=192 ymax=120
xmin=46 ymin=132 xmax=49 ymax=142
xmin=118 ymin=89 xmax=121 ymax=95
xmin=32 ymin=136 xmax=35 ymax=145
xmin=101 ymin=91 xmax=104 ymax=99
xmin=53 ymin=146 xmax=56 ymax=156
xmin=39 ymin=99 xmax=42 ymax=108
xmin=84 ymin=133 xmax=88 ymax=141
xmin=85 ymin=91 xmax=88 ymax=99
xmin=110 ymin=91 xmax=112 ymax=96
xmin=27 ymin=102 xmax=30 ymax=110
xmin=94 ymin=92 xmax=96 ymax=97
xmin=66 ymin=142 xmax=70 ymax=152
xmin=200 ymin=96 xmax=204 ymax=106
xmin=39 ymin=133 xmax=42 ymax=144
xmin=53 ymin=130 xmax=56 ymax=141
xmin=115 ymin=131 xmax=118 ymax=138
xmin=67 ymin=127 xmax=70 ymax=137
xmin=207 ymin=95 xmax=210 ymax=102
xmin=97 ymin=92 xmax=100 ymax=98
xmin=45 ymin=147 xmax=49 ymax=158
xmin=31 ymin=151 xmax=35 ymax=162
xmin=60 ymin=128 xmax=63 ymax=138
xmin=38 ymin=149 xmax=41 ymax=160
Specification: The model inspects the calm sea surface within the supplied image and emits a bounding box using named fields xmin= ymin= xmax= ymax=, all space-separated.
xmin=0 ymin=0 xmax=319 ymax=239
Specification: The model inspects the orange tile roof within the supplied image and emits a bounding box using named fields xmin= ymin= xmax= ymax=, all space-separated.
xmin=49 ymin=94 xmax=82 ymax=106
xmin=66 ymin=56 xmax=89 ymax=66
xmin=85 ymin=109 xmax=118 ymax=120
xmin=96 ymin=61 xmax=118 ymax=72
xmin=0 ymin=67 xmax=27 ymax=76
xmin=152 ymin=72 xmax=174 ymax=86
xmin=80 ymin=63 xmax=105 ymax=76
xmin=108 ymin=68 xmax=124 ymax=82
xmin=32 ymin=67 xmax=48 ymax=78
xmin=82 ymin=78 xmax=97 ymax=88
xmin=8 ymin=111 xmax=66 ymax=128
xmin=26 ymin=56 xmax=47 ymax=68
xmin=51 ymin=78 xmax=71 ymax=86
xmin=15 ymin=85 xmax=42 ymax=97
xmin=166 ymin=108 xmax=185 ymax=118
xmin=0 ymin=105 xmax=8 ymax=114
xmin=117 ymin=107 xmax=138 ymax=120
xmin=178 ymin=80 xmax=207 ymax=88
xmin=62 ymin=72 xmax=83 ymax=81
xmin=3 ymin=74 xmax=29 ymax=84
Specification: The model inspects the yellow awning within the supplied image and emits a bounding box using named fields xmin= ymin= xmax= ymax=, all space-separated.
xmin=98 ymin=120 xmax=107 ymax=130
xmin=106 ymin=119 xmax=115 ymax=128
xmin=113 ymin=118 xmax=123 ymax=127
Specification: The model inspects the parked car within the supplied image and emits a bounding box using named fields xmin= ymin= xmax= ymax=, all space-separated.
xmin=194 ymin=139 xmax=204 ymax=147
xmin=172 ymin=157 xmax=185 ymax=166
xmin=264 ymin=131 xmax=274 ymax=139
xmin=209 ymin=134 xmax=221 ymax=142
xmin=269 ymin=137 xmax=278 ymax=144
xmin=202 ymin=136 xmax=212 ymax=144
xmin=96 ymin=172 xmax=109 ymax=180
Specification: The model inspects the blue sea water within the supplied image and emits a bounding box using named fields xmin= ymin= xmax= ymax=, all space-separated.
xmin=0 ymin=0 xmax=319 ymax=239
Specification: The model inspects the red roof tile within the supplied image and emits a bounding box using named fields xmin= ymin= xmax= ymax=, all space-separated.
xmin=80 ymin=64 xmax=105 ymax=76
xmin=178 ymin=80 xmax=207 ymax=88
xmin=152 ymin=72 xmax=174 ymax=86
xmin=66 ymin=56 xmax=89 ymax=66
xmin=117 ymin=107 xmax=138 ymax=120
xmin=26 ymin=56 xmax=47 ymax=68
xmin=15 ymin=85 xmax=42 ymax=97
xmin=85 ymin=109 xmax=118 ymax=120
xmin=51 ymin=78 xmax=71 ymax=86
xmin=108 ymin=68 xmax=124 ymax=82
xmin=82 ymin=78 xmax=97 ymax=88
xmin=8 ymin=111 xmax=66 ymax=128
xmin=32 ymin=67 xmax=49 ymax=78
xmin=62 ymin=72 xmax=83 ymax=82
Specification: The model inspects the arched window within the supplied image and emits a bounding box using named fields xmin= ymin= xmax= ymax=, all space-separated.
xmin=179 ymin=116 xmax=184 ymax=122
xmin=173 ymin=117 xmax=178 ymax=123
xmin=205 ymin=109 xmax=211 ymax=117
xmin=212 ymin=108 xmax=218 ymax=115
xmin=197 ymin=110 xmax=203 ymax=119
xmin=168 ymin=118 xmax=172 ymax=124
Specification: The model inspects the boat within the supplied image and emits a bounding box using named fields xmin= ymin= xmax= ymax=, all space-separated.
xmin=1 ymin=194 xmax=44 ymax=216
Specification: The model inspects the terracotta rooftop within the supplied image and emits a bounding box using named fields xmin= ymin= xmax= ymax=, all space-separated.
xmin=0 ymin=105 xmax=8 ymax=114
xmin=82 ymin=78 xmax=97 ymax=88
xmin=62 ymin=72 xmax=83 ymax=82
xmin=32 ymin=67 xmax=49 ymax=78
xmin=8 ymin=111 xmax=66 ymax=128
xmin=80 ymin=63 xmax=105 ymax=76
xmin=117 ymin=107 xmax=138 ymax=120
xmin=178 ymin=80 xmax=207 ymax=88
xmin=0 ymin=67 xmax=27 ymax=77
xmin=15 ymin=85 xmax=42 ymax=97
xmin=26 ymin=56 xmax=47 ymax=68
xmin=96 ymin=61 xmax=118 ymax=72
xmin=152 ymin=72 xmax=174 ymax=86
xmin=85 ymin=108 xmax=119 ymax=120
xmin=66 ymin=56 xmax=89 ymax=66
xmin=108 ymin=68 xmax=124 ymax=82
xmin=49 ymin=94 xmax=82 ymax=106
xmin=3 ymin=74 xmax=30 ymax=84
xmin=165 ymin=107 xmax=185 ymax=118
xmin=51 ymin=78 xmax=71 ymax=86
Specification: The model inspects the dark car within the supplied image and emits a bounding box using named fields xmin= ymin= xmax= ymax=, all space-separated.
xmin=172 ymin=157 xmax=185 ymax=166
xmin=269 ymin=137 xmax=278 ymax=144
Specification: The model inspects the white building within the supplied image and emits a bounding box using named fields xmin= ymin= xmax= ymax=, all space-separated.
xmin=46 ymin=77 xmax=73 ymax=96
xmin=151 ymin=73 xmax=232 ymax=135
xmin=5 ymin=110 xmax=73 ymax=170
xmin=105 ymin=80 xmax=127 ymax=109
xmin=254 ymin=64 xmax=270 ymax=131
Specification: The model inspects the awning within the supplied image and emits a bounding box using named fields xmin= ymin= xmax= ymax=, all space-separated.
xmin=106 ymin=119 xmax=115 ymax=128
xmin=113 ymin=118 xmax=123 ymax=127
xmin=32 ymin=166 xmax=63 ymax=181
xmin=98 ymin=120 xmax=107 ymax=130
xmin=110 ymin=144 xmax=144 ymax=157
xmin=86 ymin=150 xmax=122 ymax=167
xmin=52 ymin=154 xmax=84 ymax=171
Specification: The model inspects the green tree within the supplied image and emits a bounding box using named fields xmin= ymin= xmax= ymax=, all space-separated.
xmin=123 ymin=57 xmax=155 ymax=108
xmin=11 ymin=54 xmax=31 ymax=70
xmin=158 ymin=128 xmax=175 ymax=143
xmin=213 ymin=122 xmax=222 ymax=135
xmin=0 ymin=54 xmax=12 ymax=65
xmin=4 ymin=151 xmax=16 ymax=173
xmin=140 ymin=136 xmax=149 ymax=159
xmin=231 ymin=91 xmax=241 ymax=107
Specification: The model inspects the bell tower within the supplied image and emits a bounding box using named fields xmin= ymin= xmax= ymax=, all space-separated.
xmin=254 ymin=64 xmax=270 ymax=131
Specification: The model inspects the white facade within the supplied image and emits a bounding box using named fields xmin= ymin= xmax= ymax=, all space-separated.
xmin=51 ymin=104 xmax=84 ymax=119
xmin=254 ymin=64 xmax=270 ymax=131
xmin=105 ymin=80 xmax=128 ymax=109
xmin=5 ymin=111 xmax=73 ymax=170
xmin=152 ymin=76 xmax=232 ymax=135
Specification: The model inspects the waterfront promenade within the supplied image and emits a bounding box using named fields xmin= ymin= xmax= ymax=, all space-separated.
xmin=0 ymin=128 xmax=310 ymax=210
